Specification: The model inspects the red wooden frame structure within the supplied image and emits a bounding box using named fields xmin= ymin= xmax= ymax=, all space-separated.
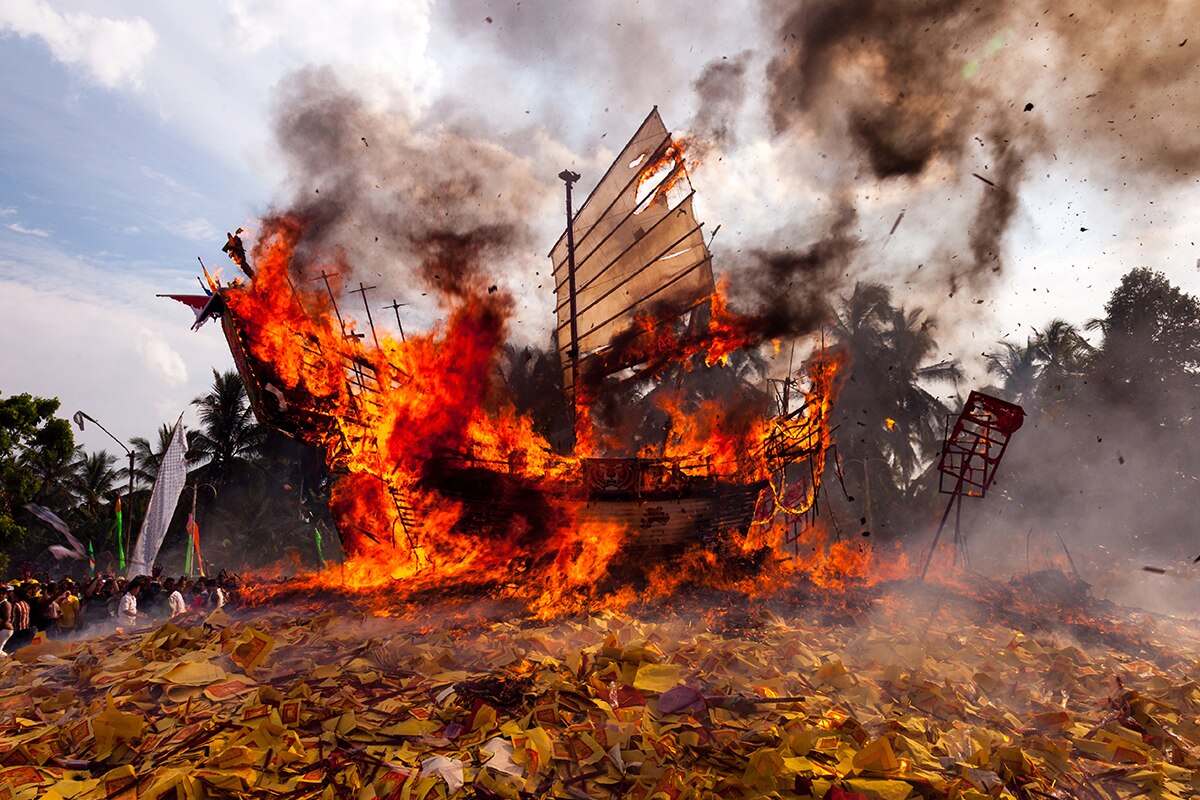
xmin=920 ymin=391 xmax=1025 ymax=579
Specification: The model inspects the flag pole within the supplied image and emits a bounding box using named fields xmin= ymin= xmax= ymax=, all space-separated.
xmin=188 ymin=482 xmax=215 ymax=578
xmin=125 ymin=450 xmax=135 ymax=570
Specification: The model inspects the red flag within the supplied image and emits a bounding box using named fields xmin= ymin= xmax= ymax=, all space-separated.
xmin=187 ymin=513 xmax=205 ymax=577
xmin=157 ymin=294 xmax=211 ymax=313
xmin=158 ymin=293 xmax=223 ymax=331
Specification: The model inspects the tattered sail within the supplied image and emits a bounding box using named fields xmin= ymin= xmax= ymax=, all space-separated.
xmin=127 ymin=414 xmax=188 ymax=577
xmin=550 ymin=108 xmax=714 ymax=395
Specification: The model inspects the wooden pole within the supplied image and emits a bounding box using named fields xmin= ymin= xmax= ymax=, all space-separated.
xmin=920 ymin=483 xmax=960 ymax=580
xmin=385 ymin=299 xmax=408 ymax=342
xmin=559 ymin=170 xmax=582 ymax=430
xmin=350 ymin=282 xmax=380 ymax=350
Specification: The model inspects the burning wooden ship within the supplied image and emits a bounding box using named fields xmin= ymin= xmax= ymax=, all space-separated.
xmin=175 ymin=109 xmax=836 ymax=586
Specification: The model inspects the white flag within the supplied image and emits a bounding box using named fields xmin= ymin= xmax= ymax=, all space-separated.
xmin=127 ymin=414 xmax=188 ymax=577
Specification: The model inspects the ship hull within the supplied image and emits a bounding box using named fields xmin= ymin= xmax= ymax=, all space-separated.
xmin=217 ymin=291 xmax=774 ymax=556
xmin=577 ymin=481 xmax=765 ymax=551
xmin=428 ymin=456 xmax=766 ymax=553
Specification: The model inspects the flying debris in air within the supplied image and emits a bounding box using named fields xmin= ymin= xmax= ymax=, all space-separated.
xmin=362 ymin=137 xmax=369 ymax=147
xmin=223 ymin=228 xmax=254 ymax=279
xmin=24 ymin=503 xmax=87 ymax=561
xmin=972 ymin=173 xmax=997 ymax=188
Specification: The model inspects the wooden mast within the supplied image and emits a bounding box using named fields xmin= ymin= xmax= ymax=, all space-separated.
xmin=559 ymin=169 xmax=582 ymax=441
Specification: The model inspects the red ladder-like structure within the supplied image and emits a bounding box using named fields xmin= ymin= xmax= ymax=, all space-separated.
xmin=919 ymin=391 xmax=1025 ymax=579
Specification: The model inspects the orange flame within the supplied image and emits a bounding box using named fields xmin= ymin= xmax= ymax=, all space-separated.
xmin=223 ymin=215 xmax=899 ymax=616
xmin=635 ymin=138 xmax=698 ymax=206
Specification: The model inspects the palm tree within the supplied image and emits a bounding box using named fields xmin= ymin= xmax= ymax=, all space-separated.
xmin=879 ymin=305 xmax=963 ymax=476
xmin=496 ymin=341 xmax=573 ymax=450
xmin=1031 ymin=319 xmax=1094 ymax=405
xmin=190 ymin=369 xmax=266 ymax=486
xmin=984 ymin=339 xmax=1040 ymax=405
xmin=984 ymin=319 xmax=1094 ymax=411
xmin=68 ymin=450 xmax=119 ymax=520
xmin=126 ymin=423 xmax=182 ymax=488
xmin=830 ymin=283 xmax=961 ymax=482
xmin=24 ymin=443 xmax=83 ymax=509
xmin=821 ymin=283 xmax=964 ymax=541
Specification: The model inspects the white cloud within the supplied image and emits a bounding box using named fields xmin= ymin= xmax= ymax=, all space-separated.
xmin=0 ymin=207 xmax=16 ymax=216
xmin=136 ymin=326 xmax=188 ymax=386
xmin=139 ymin=166 xmax=199 ymax=198
xmin=6 ymin=222 xmax=50 ymax=237
xmin=0 ymin=235 xmax=230 ymax=455
xmin=0 ymin=0 xmax=156 ymax=89
xmin=226 ymin=0 xmax=438 ymax=113
xmin=171 ymin=217 xmax=219 ymax=242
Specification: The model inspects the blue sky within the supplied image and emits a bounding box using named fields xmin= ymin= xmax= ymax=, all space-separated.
xmin=2 ymin=1 xmax=1198 ymax=455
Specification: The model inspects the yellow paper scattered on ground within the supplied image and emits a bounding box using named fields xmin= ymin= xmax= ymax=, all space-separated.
xmin=0 ymin=585 xmax=1197 ymax=799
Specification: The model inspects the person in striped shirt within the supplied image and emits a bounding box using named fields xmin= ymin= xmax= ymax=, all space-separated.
xmin=8 ymin=586 xmax=32 ymax=652
xmin=0 ymin=587 xmax=13 ymax=655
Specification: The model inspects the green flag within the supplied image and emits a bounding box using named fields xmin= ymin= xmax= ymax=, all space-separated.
xmin=87 ymin=539 xmax=95 ymax=577
xmin=114 ymin=498 xmax=125 ymax=572
xmin=315 ymin=528 xmax=326 ymax=569
xmin=184 ymin=525 xmax=193 ymax=576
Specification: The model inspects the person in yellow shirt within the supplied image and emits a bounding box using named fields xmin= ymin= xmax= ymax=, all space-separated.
xmin=57 ymin=588 xmax=79 ymax=634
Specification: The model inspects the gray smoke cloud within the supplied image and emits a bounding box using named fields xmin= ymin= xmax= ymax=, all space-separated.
xmin=753 ymin=0 xmax=1200 ymax=306
xmin=757 ymin=0 xmax=1048 ymax=301
xmin=729 ymin=198 xmax=861 ymax=340
xmin=266 ymin=66 xmax=559 ymax=329
xmin=690 ymin=53 xmax=753 ymax=150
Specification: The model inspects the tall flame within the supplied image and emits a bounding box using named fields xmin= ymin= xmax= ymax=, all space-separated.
xmin=224 ymin=215 xmax=896 ymax=616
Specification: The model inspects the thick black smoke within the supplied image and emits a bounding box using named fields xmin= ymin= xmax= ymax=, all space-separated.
xmin=760 ymin=0 xmax=1045 ymax=293
xmin=757 ymin=0 xmax=1200 ymax=301
xmin=690 ymin=53 xmax=752 ymax=150
xmin=269 ymin=66 xmax=550 ymax=308
xmin=732 ymin=199 xmax=861 ymax=340
xmin=766 ymin=0 xmax=1013 ymax=178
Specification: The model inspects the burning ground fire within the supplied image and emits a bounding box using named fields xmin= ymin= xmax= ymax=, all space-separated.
xmin=218 ymin=213 xmax=897 ymax=618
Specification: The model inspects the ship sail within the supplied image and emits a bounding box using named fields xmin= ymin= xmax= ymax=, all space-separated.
xmin=550 ymin=108 xmax=715 ymax=396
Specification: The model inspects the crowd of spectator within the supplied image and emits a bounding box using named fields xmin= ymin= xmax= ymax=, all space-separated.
xmin=0 ymin=571 xmax=240 ymax=656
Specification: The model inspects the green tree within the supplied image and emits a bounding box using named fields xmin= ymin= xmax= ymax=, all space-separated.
xmin=1031 ymin=319 xmax=1094 ymax=408
xmin=0 ymin=393 xmax=75 ymax=568
xmin=189 ymin=370 xmax=266 ymax=487
xmin=986 ymin=272 xmax=1199 ymax=558
xmin=985 ymin=340 xmax=1040 ymax=406
xmin=985 ymin=319 xmax=1094 ymax=411
xmin=830 ymin=283 xmax=961 ymax=480
xmin=68 ymin=450 xmax=118 ymax=521
xmin=496 ymin=341 xmax=573 ymax=451
xmin=825 ymin=283 xmax=961 ymax=539
xmin=127 ymin=423 xmax=185 ymax=488
xmin=1088 ymin=267 xmax=1200 ymax=409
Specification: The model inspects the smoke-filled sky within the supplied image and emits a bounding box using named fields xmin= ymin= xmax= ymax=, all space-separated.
xmin=2 ymin=0 xmax=1199 ymax=454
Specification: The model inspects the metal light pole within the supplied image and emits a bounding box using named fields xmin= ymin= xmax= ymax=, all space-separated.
xmin=73 ymin=411 xmax=136 ymax=562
